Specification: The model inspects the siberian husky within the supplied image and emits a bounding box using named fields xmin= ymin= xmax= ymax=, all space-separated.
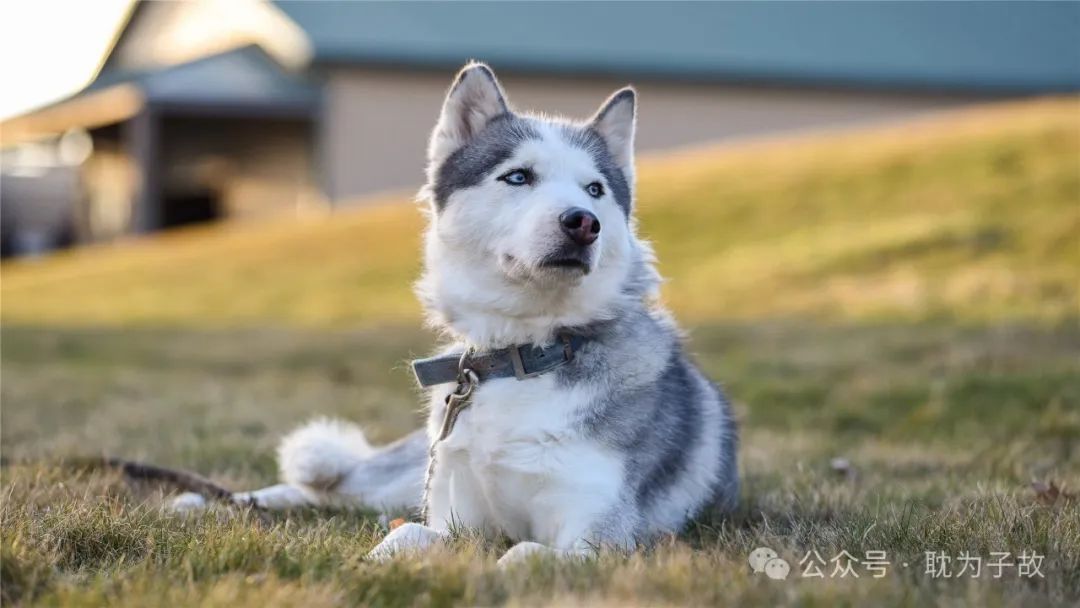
xmin=180 ymin=63 xmax=739 ymax=566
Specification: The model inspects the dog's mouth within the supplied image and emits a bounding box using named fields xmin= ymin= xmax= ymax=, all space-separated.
xmin=500 ymin=248 xmax=594 ymax=281
xmin=537 ymin=254 xmax=591 ymax=275
xmin=538 ymin=257 xmax=590 ymax=273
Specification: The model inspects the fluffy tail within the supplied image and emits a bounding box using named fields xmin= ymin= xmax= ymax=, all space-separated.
xmin=276 ymin=419 xmax=428 ymax=511
xmin=278 ymin=418 xmax=375 ymax=490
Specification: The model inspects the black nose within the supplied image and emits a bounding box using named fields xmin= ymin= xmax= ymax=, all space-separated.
xmin=559 ymin=208 xmax=601 ymax=246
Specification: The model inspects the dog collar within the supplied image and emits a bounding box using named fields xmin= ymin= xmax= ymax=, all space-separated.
xmin=411 ymin=333 xmax=587 ymax=387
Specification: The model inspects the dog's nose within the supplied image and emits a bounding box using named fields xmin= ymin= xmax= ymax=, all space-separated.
xmin=559 ymin=208 xmax=601 ymax=246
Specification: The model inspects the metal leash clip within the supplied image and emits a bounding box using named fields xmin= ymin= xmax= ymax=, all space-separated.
xmin=421 ymin=348 xmax=479 ymax=522
xmin=436 ymin=348 xmax=479 ymax=441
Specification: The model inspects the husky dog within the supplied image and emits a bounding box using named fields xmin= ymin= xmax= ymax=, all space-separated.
xmin=198 ymin=63 xmax=738 ymax=565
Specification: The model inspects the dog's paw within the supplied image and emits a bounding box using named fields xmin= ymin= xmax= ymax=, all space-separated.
xmin=366 ymin=522 xmax=443 ymax=561
xmin=496 ymin=541 xmax=558 ymax=568
xmin=168 ymin=492 xmax=208 ymax=514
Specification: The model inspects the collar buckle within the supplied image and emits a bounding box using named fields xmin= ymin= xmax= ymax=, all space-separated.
xmin=507 ymin=334 xmax=575 ymax=380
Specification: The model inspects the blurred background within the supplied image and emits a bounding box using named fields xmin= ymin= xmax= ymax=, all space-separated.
xmin=1 ymin=3 xmax=1079 ymax=605
xmin=0 ymin=0 xmax=1076 ymax=256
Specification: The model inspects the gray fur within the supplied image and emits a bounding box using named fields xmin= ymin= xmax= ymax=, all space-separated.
xmin=713 ymin=399 xmax=741 ymax=511
xmin=432 ymin=113 xmax=538 ymax=210
xmin=561 ymin=125 xmax=633 ymax=215
xmin=562 ymin=304 xmax=738 ymax=541
xmin=593 ymin=89 xmax=636 ymax=124
xmin=349 ymin=428 xmax=428 ymax=490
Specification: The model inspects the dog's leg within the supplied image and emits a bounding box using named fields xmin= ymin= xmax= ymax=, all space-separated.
xmin=169 ymin=483 xmax=318 ymax=513
xmin=497 ymin=502 xmax=638 ymax=568
xmin=494 ymin=542 xmax=570 ymax=565
xmin=232 ymin=483 xmax=316 ymax=509
xmin=363 ymin=472 xmax=449 ymax=561
xmin=366 ymin=522 xmax=447 ymax=561
xmin=496 ymin=541 xmax=585 ymax=567
xmin=366 ymin=440 xmax=488 ymax=561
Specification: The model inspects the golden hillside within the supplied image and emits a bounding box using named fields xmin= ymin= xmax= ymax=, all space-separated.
xmin=3 ymin=98 xmax=1077 ymax=327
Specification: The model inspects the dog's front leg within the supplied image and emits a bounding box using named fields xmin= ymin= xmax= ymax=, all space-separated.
xmin=366 ymin=522 xmax=447 ymax=561
xmin=496 ymin=541 xmax=589 ymax=567
xmin=366 ymin=444 xmax=464 ymax=561
xmin=365 ymin=472 xmax=457 ymax=561
xmin=497 ymin=502 xmax=637 ymax=568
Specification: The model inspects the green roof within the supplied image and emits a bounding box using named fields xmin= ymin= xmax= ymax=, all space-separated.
xmin=275 ymin=0 xmax=1080 ymax=92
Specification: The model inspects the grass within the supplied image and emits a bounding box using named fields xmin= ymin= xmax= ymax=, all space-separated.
xmin=2 ymin=98 xmax=1079 ymax=606
xmin=1 ymin=98 xmax=1077 ymax=327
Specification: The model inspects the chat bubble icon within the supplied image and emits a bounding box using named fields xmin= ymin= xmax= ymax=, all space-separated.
xmin=749 ymin=547 xmax=779 ymax=573
xmin=764 ymin=557 xmax=791 ymax=580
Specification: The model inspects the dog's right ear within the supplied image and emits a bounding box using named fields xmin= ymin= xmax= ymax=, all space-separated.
xmin=428 ymin=62 xmax=510 ymax=165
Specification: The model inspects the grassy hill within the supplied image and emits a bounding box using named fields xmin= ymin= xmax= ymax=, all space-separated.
xmin=3 ymin=97 xmax=1077 ymax=327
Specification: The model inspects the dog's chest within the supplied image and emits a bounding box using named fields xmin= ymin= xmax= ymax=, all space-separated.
xmin=441 ymin=376 xmax=580 ymax=469
xmin=432 ymin=376 xmax=620 ymax=540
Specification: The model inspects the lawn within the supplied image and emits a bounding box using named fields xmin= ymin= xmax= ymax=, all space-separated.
xmin=2 ymin=98 xmax=1079 ymax=607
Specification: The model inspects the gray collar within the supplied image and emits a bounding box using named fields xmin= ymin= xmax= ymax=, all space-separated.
xmin=411 ymin=333 xmax=588 ymax=387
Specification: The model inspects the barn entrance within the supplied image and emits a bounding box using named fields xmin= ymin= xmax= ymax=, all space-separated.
xmin=159 ymin=189 xmax=222 ymax=228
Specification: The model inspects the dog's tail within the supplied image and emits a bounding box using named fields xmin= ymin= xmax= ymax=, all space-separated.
xmin=0 ymin=456 xmax=235 ymax=503
xmin=277 ymin=419 xmax=428 ymax=511
xmin=278 ymin=418 xmax=376 ymax=489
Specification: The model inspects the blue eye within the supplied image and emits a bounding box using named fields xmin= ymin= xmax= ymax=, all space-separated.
xmin=499 ymin=168 xmax=533 ymax=186
xmin=585 ymin=182 xmax=604 ymax=198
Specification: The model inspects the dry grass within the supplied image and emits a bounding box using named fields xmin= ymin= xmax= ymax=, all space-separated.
xmin=2 ymin=98 xmax=1079 ymax=606
xmin=2 ymin=323 xmax=1078 ymax=606
xmin=2 ymin=97 xmax=1077 ymax=327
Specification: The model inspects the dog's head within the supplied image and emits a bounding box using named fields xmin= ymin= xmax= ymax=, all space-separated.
xmin=417 ymin=63 xmax=658 ymax=345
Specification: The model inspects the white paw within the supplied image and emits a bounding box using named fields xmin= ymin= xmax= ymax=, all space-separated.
xmin=169 ymin=492 xmax=208 ymax=514
xmin=497 ymin=541 xmax=557 ymax=568
xmin=367 ymin=522 xmax=443 ymax=561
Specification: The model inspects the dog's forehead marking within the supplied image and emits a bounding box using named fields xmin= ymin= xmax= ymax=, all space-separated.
xmin=514 ymin=122 xmax=599 ymax=177
xmin=432 ymin=113 xmax=539 ymax=210
xmin=432 ymin=114 xmax=632 ymax=215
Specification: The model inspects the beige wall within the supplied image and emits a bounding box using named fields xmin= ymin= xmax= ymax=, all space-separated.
xmin=321 ymin=68 xmax=991 ymax=202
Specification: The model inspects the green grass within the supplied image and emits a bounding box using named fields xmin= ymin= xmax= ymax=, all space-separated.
xmin=2 ymin=98 xmax=1079 ymax=606
xmin=3 ymin=323 xmax=1078 ymax=606
xmin=2 ymin=98 xmax=1077 ymax=327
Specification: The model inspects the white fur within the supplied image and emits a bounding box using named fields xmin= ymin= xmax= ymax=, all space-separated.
xmin=367 ymin=522 xmax=445 ymax=561
xmin=424 ymin=375 xmax=625 ymax=547
xmin=278 ymin=418 xmax=373 ymax=490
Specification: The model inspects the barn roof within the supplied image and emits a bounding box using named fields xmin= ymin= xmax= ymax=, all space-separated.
xmin=90 ymin=45 xmax=318 ymax=113
xmin=2 ymin=46 xmax=318 ymax=145
xmin=274 ymin=0 xmax=1080 ymax=92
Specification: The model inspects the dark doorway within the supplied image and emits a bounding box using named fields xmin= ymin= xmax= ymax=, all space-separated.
xmin=159 ymin=189 xmax=222 ymax=228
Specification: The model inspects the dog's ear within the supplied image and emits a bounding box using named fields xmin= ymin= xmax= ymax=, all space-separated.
xmin=429 ymin=62 xmax=510 ymax=164
xmin=589 ymin=87 xmax=636 ymax=173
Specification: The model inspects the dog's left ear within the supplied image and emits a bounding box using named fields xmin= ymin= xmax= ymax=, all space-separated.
xmin=589 ymin=87 xmax=636 ymax=173
xmin=429 ymin=62 xmax=510 ymax=165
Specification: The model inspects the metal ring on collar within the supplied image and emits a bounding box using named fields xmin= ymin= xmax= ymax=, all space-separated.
xmin=456 ymin=347 xmax=474 ymax=382
xmin=454 ymin=347 xmax=479 ymax=397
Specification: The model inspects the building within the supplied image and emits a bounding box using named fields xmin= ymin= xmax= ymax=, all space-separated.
xmin=2 ymin=0 xmax=1077 ymax=256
